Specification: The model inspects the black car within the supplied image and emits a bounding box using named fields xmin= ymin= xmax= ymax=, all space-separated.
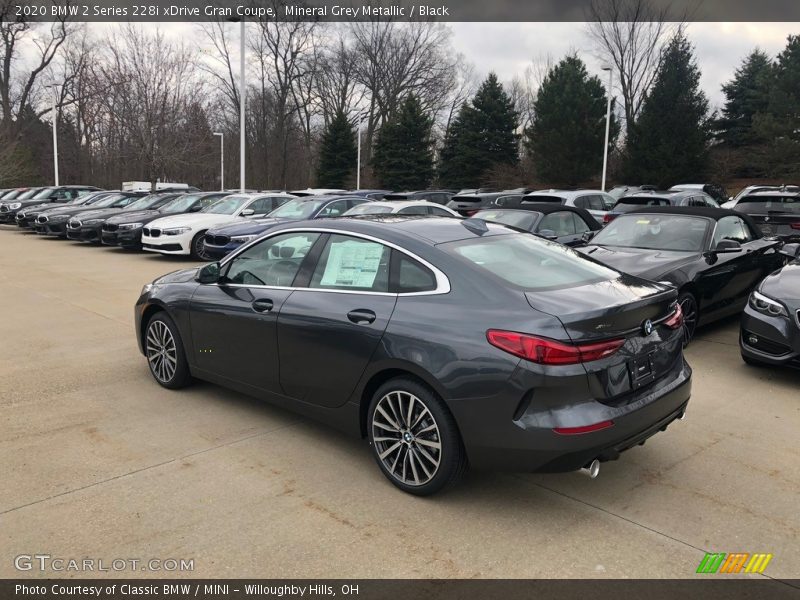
xmin=18 ymin=191 xmax=113 ymax=229
xmin=136 ymin=216 xmax=691 ymax=496
xmin=740 ymin=245 xmax=800 ymax=368
xmin=102 ymin=192 xmax=233 ymax=250
xmin=447 ymin=191 xmax=526 ymax=217
xmin=604 ymin=191 xmax=719 ymax=224
xmin=474 ymin=205 xmax=601 ymax=246
xmin=382 ymin=190 xmax=454 ymax=205
xmin=0 ymin=185 xmax=101 ymax=224
xmin=33 ymin=191 xmax=146 ymax=237
xmin=729 ymin=190 xmax=800 ymax=240
xmin=203 ymin=195 xmax=369 ymax=260
xmin=579 ymin=207 xmax=785 ymax=343
xmin=67 ymin=193 xmax=183 ymax=244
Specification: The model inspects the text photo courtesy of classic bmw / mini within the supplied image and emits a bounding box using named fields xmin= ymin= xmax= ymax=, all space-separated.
xmin=2 ymin=0 xmax=800 ymax=594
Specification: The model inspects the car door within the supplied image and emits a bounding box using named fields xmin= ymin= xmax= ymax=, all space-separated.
xmin=699 ymin=216 xmax=764 ymax=317
xmin=189 ymin=231 xmax=322 ymax=392
xmin=537 ymin=210 xmax=578 ymax=244
xmin=277 ymin=233 xmax=397 ymax=407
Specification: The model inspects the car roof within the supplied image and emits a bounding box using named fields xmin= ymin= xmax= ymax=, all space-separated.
xmin=366 ymin=200 xmax=444 ymax=209
xmin=525 ymin=189 xmax=607 ymax=199
xmin=740 ymin=190 xmax=800 ymax=198
xmin=626 ymin=205 xmax=763 ymax=235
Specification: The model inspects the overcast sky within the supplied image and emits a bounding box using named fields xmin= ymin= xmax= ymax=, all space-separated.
xmin=449 ymin=22 xmax=800 ymax=110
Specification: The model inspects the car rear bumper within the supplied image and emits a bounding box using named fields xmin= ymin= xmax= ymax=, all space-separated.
xmin=447 ymin=357 xmax=692 ymax=472
xmin=740 ymin=305 xmax=800 ymax=368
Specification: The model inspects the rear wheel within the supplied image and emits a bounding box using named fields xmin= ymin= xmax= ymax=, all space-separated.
xmin=368 ymin=378 xmax=467 ymax=496
xmin=678 ymin=292 xmax=698 ymax=346
xmin=145 ymin=312 xmax=192 ymax=389
xmin=190 ymin=231 xmax=211 ymax=261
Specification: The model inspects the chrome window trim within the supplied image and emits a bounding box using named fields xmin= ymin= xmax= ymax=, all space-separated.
xmin=216 ymin=227 xmax=451 ymax=296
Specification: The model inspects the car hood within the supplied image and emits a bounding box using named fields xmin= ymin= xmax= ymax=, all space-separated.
xmin=18 ymin=203 xmax=53 ymax=213
xmin=148 ymin=213 xmax=240 ymax=230
xmin=38 ymin=205 xmax=107 ymax=218
xmin=759 ymin=262 xmax=800 ymax=307
xmin=208 ymin=217 xmax=286 ymax=236
xmin=154 ymin=267 xmax=199 ymax=285
xmin=579 ymin=245 xmax=697 ymax=281
xmin=106 ymin=210 xmax=162 ymax=225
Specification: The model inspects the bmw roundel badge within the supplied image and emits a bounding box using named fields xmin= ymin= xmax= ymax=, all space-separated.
xmin=642 ymin=319 xmax=654 ymax=336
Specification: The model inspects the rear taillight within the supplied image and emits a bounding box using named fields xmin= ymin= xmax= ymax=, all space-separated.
xmin=603 ymin=213 xmax=616 ymax=224
xmin=663 ymin=303 xmax=684 ymax=329
xmin=553 ymin=421 xmax=614 ymax=435
xmin=486 ymin=330 xmax=624 ymax=365
xmin=790 ymin=222 xmax=800 ymax=230
xmin=464 ymin=210 xmax=479 ymax=217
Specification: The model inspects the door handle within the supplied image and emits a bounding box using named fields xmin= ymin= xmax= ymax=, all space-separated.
xmin=347 ymin=309 xmax=377 ymax=324
xmin=251 ymin=298 xmax=274 ymax=313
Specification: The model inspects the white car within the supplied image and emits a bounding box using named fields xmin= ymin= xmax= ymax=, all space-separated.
xmin=142 ymin=193 xmax=293 ymax=259
xmin=289 ymin=188 xmax=347 ymax=197
xmin=343 ymin=200 xmax=460 ymax=217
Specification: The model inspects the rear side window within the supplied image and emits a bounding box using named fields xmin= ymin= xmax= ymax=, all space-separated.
xmin=393 ymin=253 xmax=436 ymax=293
xmin=310 ymin=235 xmax=391 ymax=292
xmin=398 ymin=205 xmax=429 ymax=216
xmin=444 ymin=235 xmax=618 ymax=291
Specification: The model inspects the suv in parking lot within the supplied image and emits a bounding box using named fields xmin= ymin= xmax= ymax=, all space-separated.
xmin=729 ymin=190 xmax=800 ymax=239
xmin=520 ymin=190 xmax=617 ymax=225
xmin=604 ymin=190 xmax=719 ymax=224
xmin=447 ymin=190 xmax=527 ymax=216
xmin=0 ymin=185 xmax=100 ymax=224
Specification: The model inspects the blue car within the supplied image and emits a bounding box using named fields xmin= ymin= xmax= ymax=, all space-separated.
xmin=203 ymin=195 xmax=371 ymax=260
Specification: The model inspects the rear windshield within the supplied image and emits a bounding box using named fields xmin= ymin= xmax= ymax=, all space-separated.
xmin=613 ymin=197 xmax=669 ymax=212
xmin=450 ymin=195 xmax=482 ymax=203
xmin=443 ymin=234 xmax=618 ymax=291
xmin=522 ymin=195 xmax=565 ymax=204
xmin=346 ymin=204 xmax=394 ymax=215
xmin=734 ymin=196 xmax=800 ymax=215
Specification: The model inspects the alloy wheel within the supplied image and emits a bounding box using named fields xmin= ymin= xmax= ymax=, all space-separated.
xmin=146 ymin=320 xmax=178 ymax=383
xmin=679 ymin=295 xmax=698 ymax=345
xmin=371 ymin=391 xmax=442 ymax=487
xmin=194 ymin=234 xmax=211 ymax=261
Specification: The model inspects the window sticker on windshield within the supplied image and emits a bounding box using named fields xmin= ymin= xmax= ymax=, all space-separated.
xmin=320 ymin=240 xmax=383 ymax=287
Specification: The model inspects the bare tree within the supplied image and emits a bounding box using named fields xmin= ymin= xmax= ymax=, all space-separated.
xmin=315 ymin=31 xmax=365 ymax=126
xmin=586 ymin=0 xmax=682 ymax=136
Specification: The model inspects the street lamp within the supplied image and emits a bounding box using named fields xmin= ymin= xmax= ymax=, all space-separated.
xmin=601 ymin=65 xmax=613 ymax=192
xmin=213 ymin=132 xmax=224 ymax=190
xmin=48 ymin=83 xmax=61 ymax=186
xmin=227 ymin=17 xmax=246 ymax=193
xmin=356 ymin=112 xmax=365 ymax=190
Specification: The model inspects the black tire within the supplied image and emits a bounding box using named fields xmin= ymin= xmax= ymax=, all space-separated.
xmin=678 ymin=291 xmax=698 ymax=346
xmin=144 ymin=312 xmax=192 ymax=389
xmin=367 ymin=377 xmax=467 ymax=496
xmin=190 ymin=230 xmax=210 ymax=261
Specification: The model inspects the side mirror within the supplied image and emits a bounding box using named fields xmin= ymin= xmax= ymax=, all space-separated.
xmin=581 ymin=230 xmax=596 ymax=242
xmin=714 ymin=239 xmax=742 ymax=253
xmin=189 ymin=204 xmax=202 ymax=212
xmin=240 ymin=209 xmax=255 ymax=216
xmin=537 ymin=229 xmax=559 ymax=241
xmin=196 ymin=262 xmax=221 ymax=284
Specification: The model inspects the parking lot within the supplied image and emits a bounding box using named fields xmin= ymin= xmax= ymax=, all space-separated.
xmin=1 ymin=224 xmax=798 ymax=580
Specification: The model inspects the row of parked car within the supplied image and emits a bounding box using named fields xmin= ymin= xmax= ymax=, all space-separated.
xmin=2 ymin=181 xmax=799 ymax=496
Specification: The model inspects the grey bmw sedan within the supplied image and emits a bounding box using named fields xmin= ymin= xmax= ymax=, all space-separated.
xmin=135 ymin=216 xmax=691 ymax=495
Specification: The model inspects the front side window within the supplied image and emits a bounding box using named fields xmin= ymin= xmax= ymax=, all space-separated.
xmin=202 ymin=195 xmax=250 ymax=215
xmin=247 ymin=197 xmax=272 ymax=215
xmin=223 ymin=232 xmax=320 ymax=287
xmin=539 ymin=211 xmax=577 ymax=236
xmin=713 ymin=216 xmax=752 ymax=245
xmin=310 ymin=235 xmax=391 ymax=292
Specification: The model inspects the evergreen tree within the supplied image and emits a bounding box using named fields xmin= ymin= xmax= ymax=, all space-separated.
xmin=524 ymin=54 xmax=619 ymax=185
xmin=717 ymin=49 xmax=773 ymax=147
xmin=438 ymin=73 xmax=519 ymax=188
xmin=372 ymin=93 xmax=434 ymax=190
xmin=625 ymin=34 xmax=710 ymax=187
xmin=316 ymin=110 xmax=357 ymax=189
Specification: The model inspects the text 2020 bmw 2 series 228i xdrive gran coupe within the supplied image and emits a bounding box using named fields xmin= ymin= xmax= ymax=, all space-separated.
xmin=135 ymin=216 xmax=692 ymax=495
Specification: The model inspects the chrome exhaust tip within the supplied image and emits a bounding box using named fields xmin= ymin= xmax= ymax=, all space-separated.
xmin=581 ymin=459 xmax=600 ymax=479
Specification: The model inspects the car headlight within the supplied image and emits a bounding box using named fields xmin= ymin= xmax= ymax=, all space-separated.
xmin=231 ymin=235 xmax=256 ymax=243
xmin=162 ymin=227 xmax=191 ymax=235
xmin=8 ymin=202 xmax=22 ymax=209
xmin=119 ymin=222 xmax=143 ymax=230
xmin=749 ymin=290 xmax=788 ymax=317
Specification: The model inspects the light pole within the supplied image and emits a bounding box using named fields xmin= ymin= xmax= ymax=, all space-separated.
xmin=239 ymin=19 xmax=246 ymax=193
xmin=213 ymin=132 xmax=224 ymax=190
xmin=356 ymin=112 xmax=364 ymax=190
xmin=601 ymin=65 xmax=613 ymax=192
xmin=48 ymin=83 xmax=61 ymax=186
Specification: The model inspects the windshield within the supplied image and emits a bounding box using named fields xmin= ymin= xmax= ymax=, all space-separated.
xmin=269 ymin=199 xmax=325 ymax=219
xmin=2 ymin=190 xmax=23 ymax=200
xmin=593 ymin=214 xmax=709 ymax=252
xmin=16 ymin=188 xmax=42 ymax=200
xmin=201 ymin=195 xmax=251 ymax=215
xmin=445 ymin=234 xmax=618 ymax=291
xmin=346 ymin=204 xmax=393 ymax=215
xmin=124 ymin=194 xmax=172 ymax=211
xmin=91 ymin=193 xmax=127 ymax=208
xmin=32 ymin=187 xmax=56 ymax=199
xmin=734 ymin=196 xmax=800 ymax=215
xmin=476 ymin=210 xmax=539 ymax=230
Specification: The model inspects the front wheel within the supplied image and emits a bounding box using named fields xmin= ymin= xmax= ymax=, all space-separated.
xmin=144 ymin=312 xmax=192 ymax=389
xmin=678 ymin=292 xmax=698 ymax=346
xmin=190 ymin=230 xmax=211 ymax=261
xmin=368 ymin=378 xmax=467 ymax=496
